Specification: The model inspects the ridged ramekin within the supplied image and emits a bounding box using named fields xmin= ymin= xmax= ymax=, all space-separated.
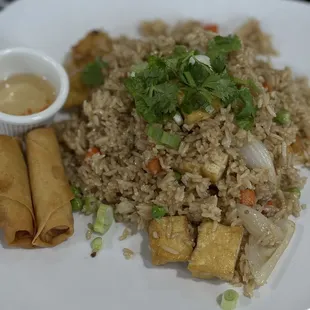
xmin=0 ymin=47 xmax=69 ymax=136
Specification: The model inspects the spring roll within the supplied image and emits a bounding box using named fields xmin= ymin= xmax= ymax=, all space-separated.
xmin=26 ymin=128 xmax=74 ymax=247
xmin=0 ymin=135 xmax=35 ymax=248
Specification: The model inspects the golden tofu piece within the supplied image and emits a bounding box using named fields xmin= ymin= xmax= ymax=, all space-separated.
xmin=201 ymin=152 xmax=228 ymax=182
xmin=188 ymin=222 xmax=243 ymax=281
xmin=184 ymin=110 xmax=211 ymax=125
xmin=149 ymin=216 xmax=194 ymax=265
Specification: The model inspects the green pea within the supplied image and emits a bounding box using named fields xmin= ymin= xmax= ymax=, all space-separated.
xmin=274 ymin=110 xmax=290 ymax=125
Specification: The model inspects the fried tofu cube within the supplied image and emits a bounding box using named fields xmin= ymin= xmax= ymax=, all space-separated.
xmin=148 ymin=216 xmax=194 ymax=265
xmin=201 ymin=152 xmax=228 ymax=182
xmin=188 ymin=222 xmax=243 ymax=281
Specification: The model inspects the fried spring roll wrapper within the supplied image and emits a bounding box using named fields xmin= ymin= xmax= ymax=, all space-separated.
xmin=26 ymin=128 xmax=74 ymax=247
xmin=0 ymin=135 xmax=35 ymax=248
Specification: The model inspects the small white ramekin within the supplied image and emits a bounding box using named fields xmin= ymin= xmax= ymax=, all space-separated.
xmin=0 ymin=47 xmax=69 ymax=136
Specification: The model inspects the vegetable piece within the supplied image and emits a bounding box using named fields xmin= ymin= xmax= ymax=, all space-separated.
xmin=81 ymin=57 xmax=107 ymax=87
xmin=240 ymin=189 xmax=256 ymax=207
xmin=189 ymin=54 xmax=211 ymax=67
xmin=266 ymin=200 xmax=273 ymax=206
xmin=287 ymin=187 xmax=301 ymax=199
xmin=147 ymin=125 xmax=164 ymax=143
xmin=160 ymin=132 xmax=181 ymax=149
xmin=82 ymin=196 xmax=98 ymax=215
xmin=240 ymin=139 xmax=276 ymax=178
xmin=90 ymin=237 xmax=103 ymax=257
xmin=188 ymin=222 xmax=244 ymax=281
xmin=93 ymin=204 xmax=114 ymax=235
xmin=151 ymin=205 xmax=167 ymax=219
xmin=203 ymin=24 xmax=219 ymax=33
xmin=220 ymin=289 xmax=239 ymax=310
xmin=237 ymin=204 xmax=284 ymax=246
xmin=174 ymin=171 xmax=182 ymax=181
xmin=146 ymin=157 xmax=162 ymax=175
xmin=71 ymin=197 xmax=83 ymax=212
xmin=274 ymin=109 xmax=290 ymax=125
xmin=173 ymin=112 xmax=183 ymax=125
xmin=184 ymin=110 xmax=211 ymax=125
xmin=71 ymin=186 xmax=82 ymax=197
xmin=148 ymin=216 xmax=194 ymax=265
xmin=262 ymin=81 xmax=272 ymax=92
xmin=85 ymin=147 xmax=100 ymax=159
xmin=247 ymin=220 xmax=295 ymax=286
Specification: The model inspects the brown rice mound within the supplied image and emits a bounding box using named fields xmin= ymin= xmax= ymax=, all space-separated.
xmin=56 ymin=19 xmax=310 ymax=295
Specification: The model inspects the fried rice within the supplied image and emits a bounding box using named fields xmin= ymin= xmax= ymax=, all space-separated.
xmin=56 ymin=19 xmax=310 ymax=295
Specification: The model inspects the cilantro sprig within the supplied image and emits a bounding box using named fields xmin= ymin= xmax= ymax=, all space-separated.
xmin=81 ymin=57 xmax=108 ymax=87
xmin=125 ymin=34 xmax=258 ymax=130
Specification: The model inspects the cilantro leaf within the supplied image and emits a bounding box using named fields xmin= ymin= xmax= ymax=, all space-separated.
xmin=234 ymin=87 xmax=257 ymax=130
xmin=181 ymin=88 xmax=210 ymax=114
xmin=207 ymin=35 xmax=241 ymax=57
xmin=81 ymin=57 xmax=108 ymax=87
xmin=207 ymin=35 xmax=241 ymax=73
xmin=133 ymin=82 xmax=179 ymax=123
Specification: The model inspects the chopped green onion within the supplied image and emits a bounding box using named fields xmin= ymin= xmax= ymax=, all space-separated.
xmin=82 ymin=196 xmax=98 ymax=215
xmin=220 ymin=289 xmax=239 ymax=310
xmin=93 ymin=204 xmax=114 ymax=235
xmin=71 ymin=197 xmax=83 ymax=212
xmin=87 ymin=223 xmax=94 ymax=230
xmin=152 ymin=205 xmax=167 ymax=219
xmin=174 ymin=171 xmax=182 ymax=181
xmin=160 ymin=132 xmax=181 ymax=149
xmin=147 ymin=125 xmax=164 ymax=143
xmin=90 ymin=237 xmax=103 ymax=257
xmin=288 ymin=187 xmax=301 ymax=199
xmin=173 ymin=112 xmax=183 ymax=126
xmin=274 ymin=109 xmax=290 ymax=125
xmin=71 ymin=186 xmax=82 ymax=197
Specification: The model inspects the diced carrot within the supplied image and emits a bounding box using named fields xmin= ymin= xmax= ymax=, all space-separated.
xmin=146 ymin=157 xmax=162 ymax=175
xmin=262 ymin=81 xmax=272 ymax=92
xmin=240 ymin=189 xmax=256 ymax=207
xmin=85 ymin=147 xmax=100 ymax=159
xmin=203 ymin=24 xmax=218 ymax=33
xmin=266 ymin=200 xmax=273 ymax=206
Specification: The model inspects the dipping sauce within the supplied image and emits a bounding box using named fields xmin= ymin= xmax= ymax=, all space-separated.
xmin=0 ymin=74 xmax=56 ymax=116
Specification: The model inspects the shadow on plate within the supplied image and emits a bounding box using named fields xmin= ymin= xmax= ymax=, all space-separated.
xmin=139 ymin=230 xmax=223 ymax=285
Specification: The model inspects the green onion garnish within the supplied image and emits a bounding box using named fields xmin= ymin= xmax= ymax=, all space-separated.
xmin=152 ymin=205 xmax=167 ymax=219
xmin=71 ymin=197 xmax=83 ymax=212
xmin=93 ymin=204 xmax=114 ymax=235
xmin=288 ymin=187 xmax=301 ymax=199
xmin=82 ymin=196 xmax=98 ymax=215
xmin=160 ymin=132 xmax=181 ymax=149
xmin=71 ymin=186 xmax=82 ymax=197
xmin=220 ymin=289 xmax=239 ymax=310
xmin=90 ymin=237 xmax=103 ymax=257
xmin=274 ymin=109 xmax=290 ymax=125
xmin=147 ymin=125 xmax=164 ymax=143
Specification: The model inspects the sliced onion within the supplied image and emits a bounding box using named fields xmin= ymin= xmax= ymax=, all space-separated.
xmin=247 ymin=220 xmax=295 ymax=286
xmin=240 ymin=139 xmax=276 ymax=178
xmin=189 ymin=55 xmax=211 ymax=67
xmin=237 ymin=204 xmax=284 ymax=245
xmin=173 ymin=112 xmax=183 ymax=126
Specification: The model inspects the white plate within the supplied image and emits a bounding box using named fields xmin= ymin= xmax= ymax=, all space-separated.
xmin=1 ymin=0 xmax=310 ymax=309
